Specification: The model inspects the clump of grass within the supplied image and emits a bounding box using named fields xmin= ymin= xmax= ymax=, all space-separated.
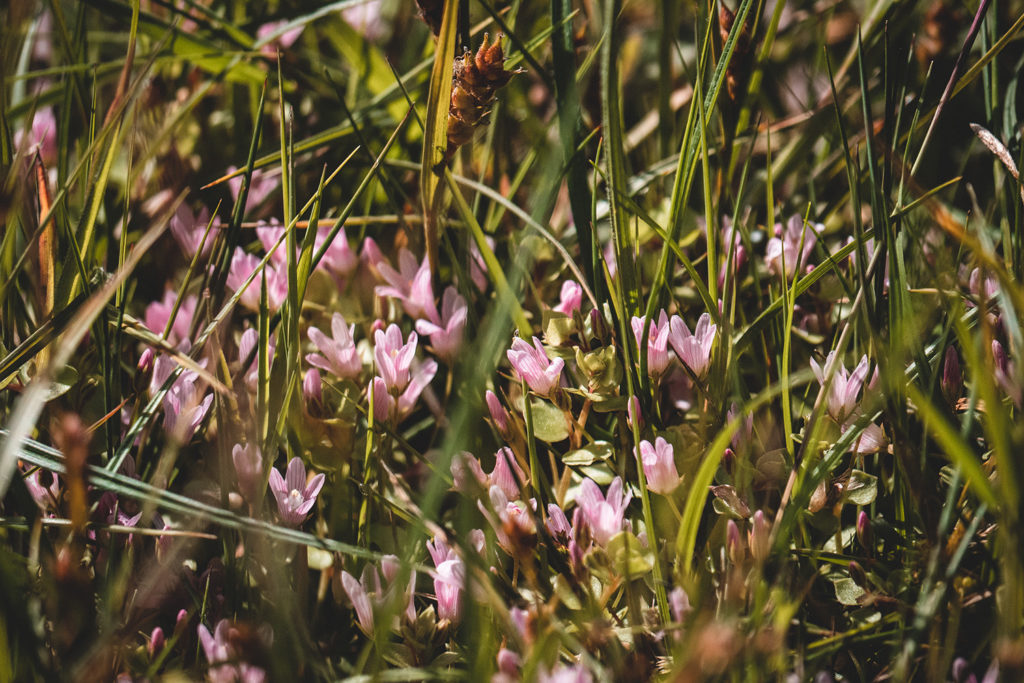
xmin=1 ymin=0 xmax=1023 ymax=681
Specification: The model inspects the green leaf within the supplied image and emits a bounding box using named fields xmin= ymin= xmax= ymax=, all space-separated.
xmin=842 ymin=470 xmax=878 ymax=506
xmin=520 ymin=397 xmax=569 ymax=444
xmin=604 ymin=531 xmax=654 ymax=577
xmin=563 ymin=441 xmax=614 ymax=467
xmin=833 ymin=577 xmax=866 ymax=606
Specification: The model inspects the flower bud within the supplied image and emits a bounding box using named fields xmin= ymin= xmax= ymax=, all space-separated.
xmin=148 ymin=627 xmax=165 ymax=658
xmin=304 ymin=368 xmax=323 ymax=413
xmin=138 ymin=347 xmax=155 ymax=374
xmin=748 ymin=510 xmax=771 ymax=563
xmin=727 ymin=519 xmax=744 ymax=565
xmin=941 ymin=347 xmax=961 ymax=406
xmin=485 ymin=390 xmax=510 ymax=436
xmin=848 ymin=560 xmax=868 ymax=588
xmin=626 ymin=395 xmax=642 ymax=431
xmin=856 ymin=511 xmax=873 ymax=552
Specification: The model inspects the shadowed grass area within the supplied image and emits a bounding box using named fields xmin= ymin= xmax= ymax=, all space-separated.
xmin=1 ymin=0 xmax=1023 ymax=680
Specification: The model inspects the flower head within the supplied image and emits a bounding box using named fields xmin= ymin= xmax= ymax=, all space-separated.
xmin=268 ymin=458 xmax=325 ymax=526
xmin=232 ymin=443 xmax=263 ymax=504
xmin=766 ymin=214 xmax=818 ymax=279
xmin=307 ymin=312 xmax=362 ymax=380
xmin=415 ymin=286 xmax=468 ymax=361
xmin=810 ymin=352 xmax=870 ymax=423
xmin=631 ymin=311 xmax=671 ymax=378
xmin=637 ymin=436 xmax=681 ymax=495
xmin=506 ymin=336 xmax=564 ymax=396
xmin=197 ymin=619 xmax=271 ymax=683
xmin=375 ymin=248 xmax=437 ymax=321
xmin=374 ymin=324 xmax=418 ymax=393
xmin=576 ymin=477 xmax=631 ymax=546
xmin=668 ymin=313 xmax=717 ymax=380
xmin=553 ymin=280 xmax=583 ymax=316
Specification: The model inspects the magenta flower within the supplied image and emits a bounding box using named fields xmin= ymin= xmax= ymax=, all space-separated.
xmin=374 ymin=324 xmax=418 ymax=393
xmin=553 ymin=280 xmax=583 ymax=316
xmin=232 ymin=443 xmax=263 ymax=504
xmin=375 ymin=248 xmax=438 ymax=321
xmin=307 ymin=312 xmax=362 ymax=380
xmin=637 ymin=436 xmax=681 ymax=495
xmin=415 ymin=286 xmax=468 ymax=361
xmin=268 ymin=458 xmax=325 ymax=527
xmin=368 ymin=358 xmax=437 ymax=424
xmin=631 ymin=311 xmax=672 ymax=378
xmin=810 ymin=352 xmax=870 ymax=423
xmin=145 ymin=289 xmax=197 ymax=346
xmin=576 ymin=477 xmax=631 ymax=546
xmin=197 ymin=619 xmax=270 ymax=683
xmin=506 ymin=336 xmax=564 ymax=396
xmin=668 ymin=312 xmax=717 ymax=380
xmin=14 ymin=107 xmax=57 ymax=162
xmin=766 ymin=214 xmax=818 ymax=279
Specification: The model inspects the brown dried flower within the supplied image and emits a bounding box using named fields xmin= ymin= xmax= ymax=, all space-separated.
xmin=446 ymin=34 xmax=520 ymax=159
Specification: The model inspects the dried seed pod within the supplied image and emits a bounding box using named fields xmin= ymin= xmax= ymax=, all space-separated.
xmin=446 ymin=34 xmax=521 ymax=159
xmin=718 ymin=3 xmax=754 ymax=106
xmin=415 ymin=0 xmax=444 ymax=36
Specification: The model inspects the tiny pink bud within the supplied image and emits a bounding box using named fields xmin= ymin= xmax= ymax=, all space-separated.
xmin=138 ymin=347 xmax=155 ymax=374
xmin=748 ymin=510 xmax=771 ymax=563
xmin=856 ymin=511 xmax=872 ymax=552
xmin=626 ymin=395 xmax=642 ymax=430
xmin=485 ymin=390 xmax=510 ymax=435
xmin=148 ymin=627 xmax=165 ymax=658
xmin=303 ymin=368 xmax=323 ymax=411
xmin=727 ymin=519 xmax=744 ymax=565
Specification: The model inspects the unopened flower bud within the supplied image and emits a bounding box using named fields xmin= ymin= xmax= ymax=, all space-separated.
xmin=304 ymin=368 xmax=323 ymax=413
xmin=485 ymin=390 xmax=510 ymax=436
xmin=856 ymin=511 xmax=873 ymax=552
xmin=138 ymin=347 xmax=155 ymax=374
xmin=627 ymin=395 xmax=642 ymax=431
xmin=727 ymin=519 xmax=744 ymax=565
xmin=748 ymin=510 xmax=771 ymax=563
xmin=148 ymin=627 xmax=165 ymax=658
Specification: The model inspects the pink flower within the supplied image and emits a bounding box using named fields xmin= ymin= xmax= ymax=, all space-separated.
xmin=307 ymin=313 xmax=362 ymax=380
xmin=144 ymin=289 xmax=197 ymax=345
xmin=489 ymin=447 xmax=526 ymax=501
xmin=538 ymin=662 xmax=593 ymax=683
xmin=169 ymin=203 xmax=217 ymax=257
xmin=161 ymin=371 xmax=212 ymax=442
xmin=810 ymin=352 xmax=870 ymax=423
xmin=546 ymin=504 xmax=572 ymax=541
xmin=668 ymin=312 xmax=717 ymax=380
xmin=225 ymin=248 xmax=288 ymax=311
xmin=553 ymin=280 xmax=583 ymax=316
xmin=576 ymin=477 xmax=631 ymax=546
xmin=256 ymin=19 xmax=304 ymax=57
xmin=232 ymin=443 xmax=263 ymax=504
xmin=506 ymin=336 xmax=564 ymax=396
xmin=268 ymin=458 xmax=325 ymax=527
xmin=631 ymin=311 xmax=672 ymax=378
xmin=255 ymin=221 xmax=356 ymax=280
xmin=433 ymin=558 xmax=464 ymax=624
xmin=340 ymin=555 xmax=416 ymax=635
xmin=766 ymin=214 xmax=818 ymax=279
xmin=415 ymin=286 xmax=468 ymax=361
xmin=341 ymin=0 xmax=387 ymax=41
xmin=14 ymin=107 xmax=57 ymax=162
xmin=637 ymin=436 xmax=681 ymax=495
xmin=375 ymin=248 xmax=437 ymax=321
xmin=238 ymin=328 xmax=276 ymax=393
xmin=485 ymin=485 xmax=537 ymax=550
xmin=22 ymin=466 xmax=60 ymax=513
xmin=368 ymin=359 xmax=437 ymax=423
xmin=374 ymin=324 xmax=418 ymax=392
xmin=197 ymin=619 xmax=270 ymax=683
xmin=227 ymin=166 xmax=277 ymax=217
